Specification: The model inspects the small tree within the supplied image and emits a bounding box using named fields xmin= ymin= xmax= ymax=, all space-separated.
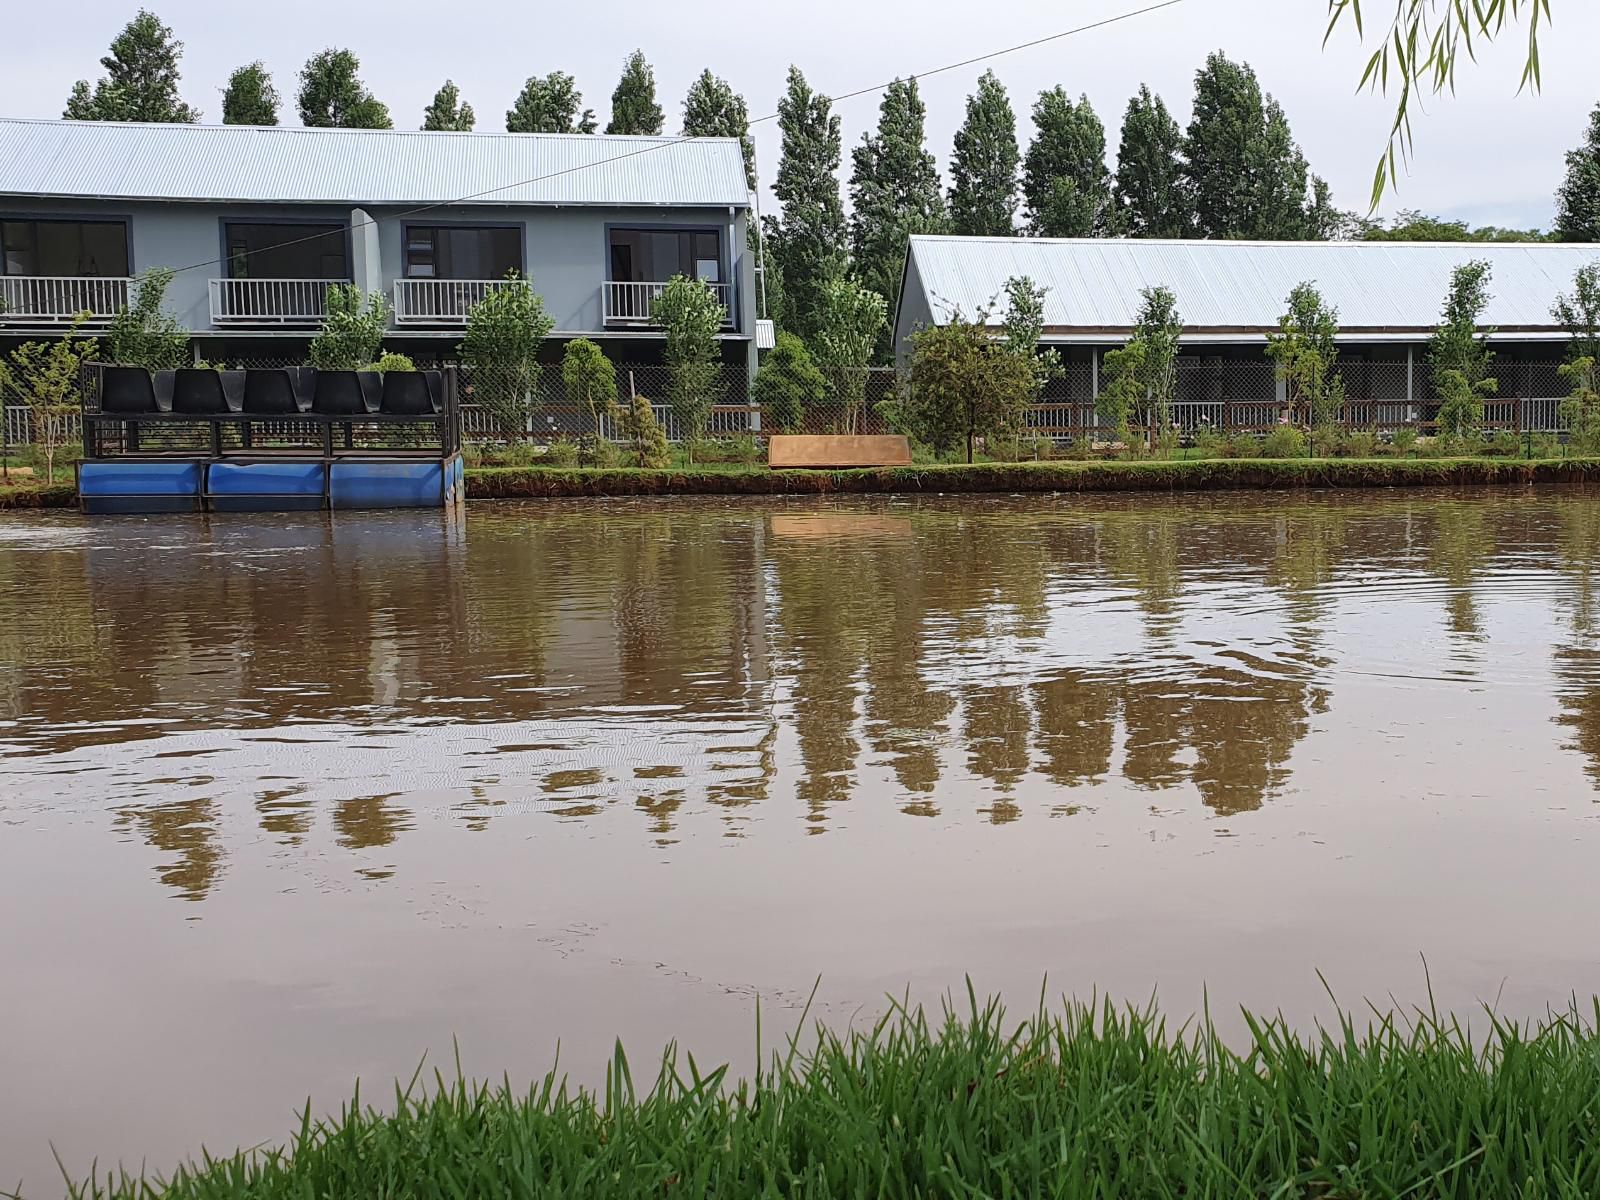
xmin=652 ymin=275 xmax=724 ymax=457
xmin=813 ymin=274 xmax=887 ymax=433
xmin=612 ymin=390 xmax=669 ymax=469
xmin=1265 ymin=281 xmax=1345 ymax=443
xmin=106 ymin=268 xmax=189 ymax=369
xmin=561 ymin=338 xmax=617 ymax=464
xmin=459 ymin=273 xmax=554 ymax=430
xmin=65 ymin=9 xmax=200 ymax=123
xmin=0 ymin=318 xmax=99 ymax=483
xmin=754 ymin=333 xmax=828 ymax=433
xmin=506 ymin=72 xmax=597 ymax=134
xmin=1430 ymin=261 xmax=1496 ymax=441
xmin=906 ymin=307 xmax=1036 ymax=463
xmin=1001 ymin=275 xmax=1062 ymax=442
xmin=1096 ymin=286 xmax=1182 ymax=448
xmin=1553 ymin=263 xmax=1600 ymax=364
xmin=308 ymin=284 xmax=390 ymax=371
xmin=1560 ymin=357 xmax=1600 ymax=454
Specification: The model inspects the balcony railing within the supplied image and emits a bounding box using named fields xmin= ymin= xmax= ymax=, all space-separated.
xmin=603 ymin=281 xmax=734 ymax=327
xmin=393 ymin=278 xmax=515 ymax=325
xmin=0 ymin=276 xmax=133 ymax=326
xmin=209 ymin=278 xmax=344 ymax=326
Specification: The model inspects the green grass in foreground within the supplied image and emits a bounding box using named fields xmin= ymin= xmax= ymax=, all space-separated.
xmin=57 ymin=990 xmax=1600 ymax=1198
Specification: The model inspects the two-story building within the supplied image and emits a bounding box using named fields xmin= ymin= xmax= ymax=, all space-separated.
xmin=0 ymin=117 xmax=760 ymax=380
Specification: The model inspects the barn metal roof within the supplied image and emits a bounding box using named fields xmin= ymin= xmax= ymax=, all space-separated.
xmin=0 ymin=118 xmax=751 ymax=208
xmin=903 ymin=235 xmax=1600 ymax=338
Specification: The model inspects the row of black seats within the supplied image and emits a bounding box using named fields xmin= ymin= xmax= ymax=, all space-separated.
xmin=99 ymin=367 xmax=445 ymax=418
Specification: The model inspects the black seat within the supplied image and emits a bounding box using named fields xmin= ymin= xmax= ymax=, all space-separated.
xmin=243 ymin=369 xmax=304 ymax=415
xmin=172 ymin=369 xmax=233 ymax=415
xmin=311 ymin=371 xmax=372 ymax=416
xmin=100 ymin=367 xmax=159 ymax=414
xmin=379 ymin=372 xmax=436 ymax=415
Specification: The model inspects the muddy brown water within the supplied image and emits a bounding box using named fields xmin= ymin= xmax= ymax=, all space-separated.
xmin=5 ymin=489 xmax=1600 ymax=1190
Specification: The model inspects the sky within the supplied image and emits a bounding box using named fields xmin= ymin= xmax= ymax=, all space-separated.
xmin=1 ymin=0 xmax=1596 ymax=230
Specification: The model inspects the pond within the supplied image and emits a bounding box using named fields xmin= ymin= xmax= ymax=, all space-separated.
xmin=4 ymin=490 xmax=1600 ymax=1189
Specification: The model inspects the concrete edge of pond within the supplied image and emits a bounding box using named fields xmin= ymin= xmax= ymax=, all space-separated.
xmin=10 ymin=458 xmax=1600 ymax=510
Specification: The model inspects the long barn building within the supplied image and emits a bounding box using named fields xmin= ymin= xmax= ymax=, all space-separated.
xmin=893 ymin=236 xmax=1600 ymax=434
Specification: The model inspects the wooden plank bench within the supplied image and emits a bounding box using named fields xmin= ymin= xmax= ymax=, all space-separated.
xmin=767 ymin=434 xmax=913 ymax=469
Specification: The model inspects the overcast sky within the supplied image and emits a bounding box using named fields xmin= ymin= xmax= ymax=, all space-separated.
xmin=2 ymin=0 xmax=1596 ymax=230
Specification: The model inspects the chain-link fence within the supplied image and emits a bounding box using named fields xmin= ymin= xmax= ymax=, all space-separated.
xmin=2 ymin=351 xmax=1583 ymax=452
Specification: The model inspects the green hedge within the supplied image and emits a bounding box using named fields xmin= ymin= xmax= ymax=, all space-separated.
xmin=465 ymin=456 xmax=1600 ymax=499
xmin=0 ymin=481 xmax=77 ymax=509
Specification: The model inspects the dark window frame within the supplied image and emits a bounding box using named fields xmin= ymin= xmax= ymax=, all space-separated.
xmin=604 ymin=222 xmax=726 ymax=286
xmin=401 ymin=221 xmax=525 ymax=280
xmin=217 ymin=217 xmax=353 ymax=281
xmin=0 ymin=214 xmax=133 ymax=277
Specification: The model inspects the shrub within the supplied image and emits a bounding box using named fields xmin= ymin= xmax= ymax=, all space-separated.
xmin=611 ymin=392 xmax=669 ymax=469
xmin=1392 ymin=427 xmax=1418 ymax=456
xmin=107 ymin=268 xmax=189 ymax=369
xmin=366 ymin=352 xmax=415 ymax=373
xmin=1484 ymin=429 xmax=1523 ymax=458
xmin=460 ymin=273 xmax=553 ymax=429
xmin=1261 ymin=425 xmax=1307 ymax=459
xmin=754 ymin=333 xmax=827 ymax=433
xmin=1224 ymin=433 xmax=1261 ymax=459
xmin=652 ymin=276 xmax=723 ymax=456
xmin=1338 ymin=430 xmax=1378 ymax=458
xmin=906 ymin=309 xmax=1036 ymax=463
xmin=1530 ymin=432 xmax=1561 ymax=459
xmin=542 ymin=438 xmax=580 ymax=467
xmin=310 ymin=284 xmax=391 ymax=371
xmin=1193 ymin=427 xmax=1223 ymax=459
xmin=1559 ymin=356 xmax=1600 ymax=454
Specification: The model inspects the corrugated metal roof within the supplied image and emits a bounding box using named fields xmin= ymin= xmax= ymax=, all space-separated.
xmin=0 ymin=118 xmax=751 ymax=208
xmin=904 ymin=236 xmax=1600 ymax=334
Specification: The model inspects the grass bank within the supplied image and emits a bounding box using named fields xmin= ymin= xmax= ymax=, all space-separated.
xmin=0 ymin=480 xmax=76 ymax=509
xmin=62 ymin=993 xmax=1600 ymax=1198
xmin=466 ymin=455 xmax=1600 ymax=499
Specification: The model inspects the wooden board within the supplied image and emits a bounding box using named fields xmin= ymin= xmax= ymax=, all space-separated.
xmin=767 ymin=434 xmax=913 ymax=469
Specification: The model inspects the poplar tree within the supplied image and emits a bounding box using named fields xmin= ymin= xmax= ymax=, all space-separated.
xmin=506 ymin=73 xmax=597 ymax=134
xmin=1556 ymin=105 xmax=1600 ymax=242
xmin=1112 ymin=86 xmax=1191 ymax=238
xmin=682 ymin=69 xmax=756 ymax=189
xmin=947 ymin=70 xmax=1019 ymax=237
xmin=64 ymin=10 xmax=199 ymax=123
xmin=221 ymin=62 xmax=279 ymax=126
xmin=1022 ymin=87 xmax=1112 ymax=237
xmin=769 ymin=67 xmax=846 ymax=344
xmin=297 ymin=49 xmax=392 ymax=129
xmin=606 ymin=51 xmax=665 ymax=135
xmin=422 ymin=80 xmax=475 ymax=131
xmin=1184 ymin=53 xmax=1324 ymax=240
xmin=849 ymin=77 xmax=946 ymax=355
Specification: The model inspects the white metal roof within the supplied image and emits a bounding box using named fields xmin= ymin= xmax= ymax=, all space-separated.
xmin=903 ymin=235 xmax=1600 ymax=336
xmin=0 ymin=118 xmax=751 ymax=208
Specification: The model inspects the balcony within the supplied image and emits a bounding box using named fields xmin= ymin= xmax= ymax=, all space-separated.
xmin=209 ymin=278 xmax=343 ymax=326
xmin=393 ymin=278 xmax=514 ymax=325
xmin=603 ymin=281 xmax=734 ymax=328
xmin=0 ymin=276 xmax=132 ymax=327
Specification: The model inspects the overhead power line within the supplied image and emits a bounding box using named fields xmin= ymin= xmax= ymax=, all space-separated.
xmin=163 ymin=0 xmax=1187 ymax=278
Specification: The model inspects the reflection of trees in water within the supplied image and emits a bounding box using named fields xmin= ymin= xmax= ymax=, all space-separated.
xmin=114 ymin=797 xmax=223 ymax=902
xmin=332 ymin=793 xmax=410 ymax=850
xmin=23 ymin=491 xmax=1600 ymax=902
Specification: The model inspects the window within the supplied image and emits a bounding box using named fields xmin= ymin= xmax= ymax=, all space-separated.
xmin=608 ymin=228 xmax=721 ymax=284
xmin=1 ymin=219 xmax=129 ymax=276
xmin=224 ymin=223 xmax=347 ymax=280
xmin=403 ymin=226 xmax=521 ymax=279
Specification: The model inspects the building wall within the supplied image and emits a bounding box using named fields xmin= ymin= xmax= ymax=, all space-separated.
xmin=2 ymin=198 xmax=755 ymax=346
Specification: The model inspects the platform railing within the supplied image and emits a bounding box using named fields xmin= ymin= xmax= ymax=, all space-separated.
xmin=0 ymin=276 xmax=132 ymax=326
xmin=603 ymin=281 xmax=734 ymax=327
xmin=208 ymin=279 xmax=343 ymax=325
xmin=393 ymin=279 xmax=515 ymax=324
